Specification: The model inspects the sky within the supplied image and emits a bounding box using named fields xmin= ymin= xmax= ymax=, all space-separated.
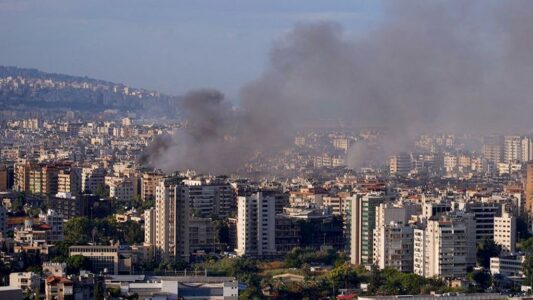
xmin=0 ymin=0 xmax=382 ymax=100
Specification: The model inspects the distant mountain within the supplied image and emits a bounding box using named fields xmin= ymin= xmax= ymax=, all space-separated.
xmin=0 ymin=66 xmax=181 ymax=117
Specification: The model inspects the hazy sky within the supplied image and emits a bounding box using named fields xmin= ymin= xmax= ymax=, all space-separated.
xmin=0 ymin=0 xmax=382 ymax=99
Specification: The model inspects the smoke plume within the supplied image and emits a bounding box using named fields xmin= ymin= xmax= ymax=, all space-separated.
xmin=143 ymin=1 xmax=533 ymax=173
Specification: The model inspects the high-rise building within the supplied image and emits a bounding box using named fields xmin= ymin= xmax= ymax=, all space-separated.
xmin=373 ymin=202 xmax=420 ymax=272
xmin=57 ymin=168 xmax=81 ymax=195
xmin=350 ymin=192 xmax=386 ymax=266
xmin=108 ymin=177 xmax=135 ymax=202
xmin=525 ymin=162 xmax=533 ymax=214
xmin=81 ymin=166 xmax=106 ymax=194
xmin=144 ymin=207 xmax=156 ymax=246
xmin=14 ymin=162 xmax=33 ymax=192
xmin=522 ymin=136 xmax=533 ymax=162
xmin=141 ymin=172 xmax=163 ymax=201
xmin=39 ymin=209 xmax=64 ymax=242
xmin=374 ymin=222 xmax=414 ymax=272
xmin=389 ymin=153 xmax=412 ymax=176
xmin=482 ymin=135 xmax=503 ymax=165
xmin=413 ymin=214 xmax=476 ymax=278
xmin=494 ymin=209 xmax=516 ymax=255
xmin=504 ymin=135 xmax=522 ymax=163
xmin=235 ymin=192 xmax=276 ymax=257
xmin=153 ymin=177 xmax=190 ymax=262
xmin=462 ymin=201 xmax=501 ymax=242
xmin=0 ymin=164 xmax=8 ymax=192
xmin=183 ymin=178 xmax=236 ymax=218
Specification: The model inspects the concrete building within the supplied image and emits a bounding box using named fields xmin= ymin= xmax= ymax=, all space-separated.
xmin=144 ymin=207 xmax=156 ymax=247
xmin=57 ymin=168 xmax=81 ymax=196
xmin=490 ymin=255 xmax=525 ymax=278
xmin=81 ymin=166 xmax=106 ymax=193
xmin=526 ymin=162 xmax=533 ymax=214
xmin=183 ymin=177 xmax=236 ymax=218
xmin=43 ymin=262 xmax=67 ymax=277
xmin=0 ymin=287 xmax=22 ymax=300
xmin=152 ymin=177 xmax=191 ymax=262
xmin=463 ymin=201 xmax=501 ymax=242
xmin=235 ymin=192 xmax=276 ymax=257
xmin=45 ymin=275 xmax=73 ymax=300
xmin=0 ymin=164 xmax=8 ymax=192
xmin=104 ymin=275 xmax=238 ymax=300
xmin=0 ymin=205 xmax=7 ymax=235
xmin=373 ymin=202 xmax=420 ymax=272
xmin=389 ymin=153 xmax=411 ymax=176
xmin=493 ymin=209 xmax=516 ymax=255
xmin=413 ymin=214 xmax=476 ymax=279
xmin=9 ymin=272 xmax=40 ymax=293
xmin=14 ymin=162 xmax=32 ymax=192
xmin=69 ymin=244 xmax=132 ymax=275
xmin=189 ymin=217 xmax=216 ymax=254
xmin=350 ymin=192 xmax=386 ymax=265
xmin=522 ymin=136 xmax=533 ymax=162
xmin=482 ymin=135 xmax=503 ymax=165
xmin=422 ymin=201 xmax=451 ymax=219
xmin=141 ymin=172 xmax=163 ymax=201
xmin=48 ymin=193 xmax=95 ymax=220
xmin=504 ymin=135 xmax=522 ymax=163
xmin=39 ymin=209 xmax=64 ymax=242
xmin=108 ymin=177 xmax=135 ymax=202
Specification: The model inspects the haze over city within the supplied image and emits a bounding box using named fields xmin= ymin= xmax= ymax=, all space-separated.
xmin=2 ymin=1 xmax=533 ymax=300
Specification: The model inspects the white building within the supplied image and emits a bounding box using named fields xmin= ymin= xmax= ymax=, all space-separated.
xmin=490 ymin=255 xmax=525 ymax=278
xmin=413 ymin=214 xmax=476 ymax=279
xmin=108 ymin=177 xmax=135 ymax=202
xmin=372 ymin=202 xmax=420 ymax=272
xmin=389 ymin=153 xmax=412 ymax=176
xmin=443 ymin=154 xmax=458 ymax=173
xmin=236 ymin=192 xmax=276 ymax=257
xmin=9 ymin=272 xmax=40 ymax=292
xmin=42 ymin=262 xmax=67 ymax=277
xmin=493 ymin=209 xmax=516 ymax=255
xmin=105 ymin=275 xmax=238 ymax=300
xmin=504 ymin=135 xmax=522 ymax=163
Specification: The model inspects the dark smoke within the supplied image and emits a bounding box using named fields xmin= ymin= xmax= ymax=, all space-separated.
xmin=144 ymin=1 xmax=533 ymax=173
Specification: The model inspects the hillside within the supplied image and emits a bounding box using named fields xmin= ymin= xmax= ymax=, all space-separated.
xmin=0 ymin=66 xmax=181 ymax=117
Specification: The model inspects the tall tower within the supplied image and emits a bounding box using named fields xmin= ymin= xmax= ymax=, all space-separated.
xmin=525 ymin=162 xmax=533 ymax=214
xmin=482 ymin=135 xmax=503 ymax=165
xmin=504 ymin=135 xmax=522 ymax=163
xmin=350 ymin=192 xmax=385 ymax=266
xmin=235 ymin=192 xmax=276 ymax=257
xmin=153 ymin=176 xmax=190 ymax=263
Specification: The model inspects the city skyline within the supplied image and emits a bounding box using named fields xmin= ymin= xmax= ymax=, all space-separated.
xmin=0 ymin=0 xmax=381 ymax=99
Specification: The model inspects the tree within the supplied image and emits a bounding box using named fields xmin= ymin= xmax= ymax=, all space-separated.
xmin=66 ymin=255 xmax=91 ymax=274
xmin=64 ymin=217 xmax=92 ymax=244
xmin=122 ymin=221 xmax=143 ymax=245
xmin=471 ymin=270 xmax=492 ymax=291
xmin=517 ymin=216 xmax=532 ymax=241
xmin=367 ymin=265 xmax=385 ymax=294
xmin=477 ymin=239 xmax=501 ymax=268
xmin=94 ymin=280 xmax=105 ymax=300
xmin=326 ymin=264 xmax=359 ymax=292
xmin=107 ymin=287 xmax=121 ymax=297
